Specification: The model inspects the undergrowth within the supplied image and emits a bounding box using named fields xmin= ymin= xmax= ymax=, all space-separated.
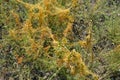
xmin=0 ymin=0 xmax=120 ymax=80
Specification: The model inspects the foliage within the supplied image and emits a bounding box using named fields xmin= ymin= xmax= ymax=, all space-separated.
xmin=0 ymin=0 xmax=120 ymax=80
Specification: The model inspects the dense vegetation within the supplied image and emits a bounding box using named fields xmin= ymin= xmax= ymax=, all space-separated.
xmin=0 ymin=0 xmax=120 ymax=80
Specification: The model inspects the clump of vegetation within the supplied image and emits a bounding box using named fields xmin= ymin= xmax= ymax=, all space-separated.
xmin=0 ymin=0 xmax=120 ymax=80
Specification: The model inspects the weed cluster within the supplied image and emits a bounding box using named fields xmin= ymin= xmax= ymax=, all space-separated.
xmin=0 ymin=0 xmax=120 ymax=80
